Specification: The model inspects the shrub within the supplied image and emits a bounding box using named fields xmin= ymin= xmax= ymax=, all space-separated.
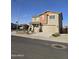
xmin=52 ymin=33 xmax=60 ymax=37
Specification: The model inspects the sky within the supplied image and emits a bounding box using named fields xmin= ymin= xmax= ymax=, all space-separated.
xmin=11 ymin=0 xmax=68 ymax=26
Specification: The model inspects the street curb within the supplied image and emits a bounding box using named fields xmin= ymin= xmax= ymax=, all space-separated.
xmin=11 ymin=34 xmax=68 ymax=43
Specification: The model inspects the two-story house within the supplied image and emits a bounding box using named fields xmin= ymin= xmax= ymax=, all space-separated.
xmin=32 ymin=11 xmax=63 ymax=34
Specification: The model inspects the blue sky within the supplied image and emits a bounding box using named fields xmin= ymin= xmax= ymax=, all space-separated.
xmin=11 ymin=0 xmax=68 ymax=26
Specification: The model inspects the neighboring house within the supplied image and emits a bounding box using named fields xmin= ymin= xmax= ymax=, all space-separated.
xmin=32 ymin=11 xmax=63 ymax=34
xmin=11 ymin=23 xmax=29 ymax=31
xmin=11 ymin=23 xmax=17 ymax=30
xmin=18 ymin=24 xmax=29 ymax=31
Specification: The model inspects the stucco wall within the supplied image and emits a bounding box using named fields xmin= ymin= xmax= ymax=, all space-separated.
xmin=42 ymin=25 xmax=59 ymax=33
xmin=41 ymin=12 xmax=60 ymax=33
xmin=34 ymin=27 xmax=39 ymax=33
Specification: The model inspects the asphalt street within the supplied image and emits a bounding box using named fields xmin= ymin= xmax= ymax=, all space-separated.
xmin=11 ymin=35 xmax=68 ymax=59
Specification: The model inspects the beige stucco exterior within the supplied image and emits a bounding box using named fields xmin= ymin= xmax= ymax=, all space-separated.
xmin=42 ymin=25 xmax=59 ymax=33
xmin=32 ymin=11 xmax=63 ymax=34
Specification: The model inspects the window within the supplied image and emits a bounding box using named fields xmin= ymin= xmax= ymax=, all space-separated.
xmin=34 ymin=17 xmax=39 ymax=22
xmin=49 ymin=15 xmax=55 ymax=19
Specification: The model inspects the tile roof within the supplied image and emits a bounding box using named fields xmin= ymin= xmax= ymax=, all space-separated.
xmin=32 ymin=11 xmax=62 ymax=18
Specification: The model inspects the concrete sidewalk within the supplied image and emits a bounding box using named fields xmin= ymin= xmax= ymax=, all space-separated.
xmin=11 ymin=31 xmax=68 ymax=43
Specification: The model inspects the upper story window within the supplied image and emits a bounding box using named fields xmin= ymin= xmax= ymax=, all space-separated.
xmin=49 ymin=15 xmax=55 ymax=19
xmin=34 ymin=17 xmax=40 ymax=22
